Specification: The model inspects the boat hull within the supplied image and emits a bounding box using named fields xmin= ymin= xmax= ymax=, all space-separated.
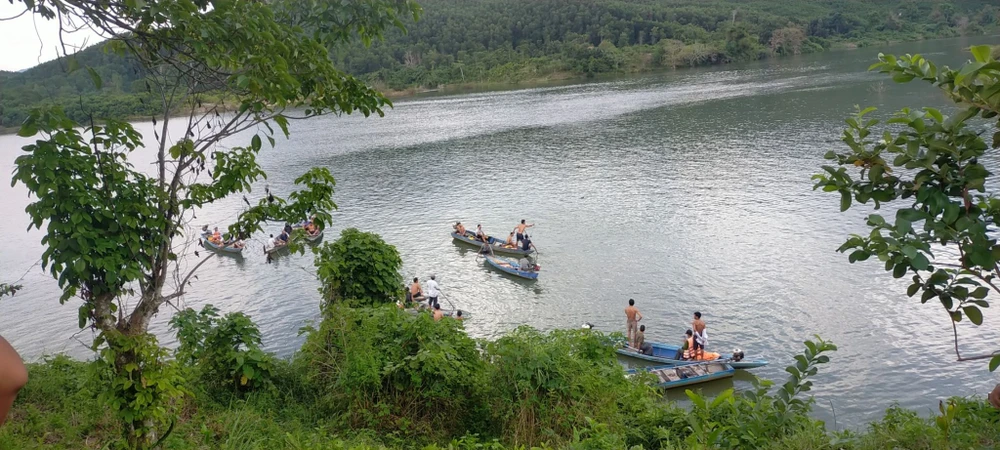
xmin=617 ymin=342 xmax=768 ymax=370
xmin=201 ymin=233 xmax=244 ymax=254
xmin=451 ymin=232 xmax=533 ymax=256
xmin=483 ymin=254 xmax=538 ymax=280
xmin=627 ymin=362 xmax=735 ymax=389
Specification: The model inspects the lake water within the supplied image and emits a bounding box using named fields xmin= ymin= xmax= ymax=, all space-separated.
xmin=2 ymin=36 xmax=1000 ymax=428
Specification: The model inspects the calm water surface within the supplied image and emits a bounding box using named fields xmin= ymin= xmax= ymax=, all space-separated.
xmin=3 ymin=37 xmax=1000 ymax=427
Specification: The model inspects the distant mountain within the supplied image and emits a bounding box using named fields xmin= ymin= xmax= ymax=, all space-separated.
xmin=1 ymin=0 xmax=996 ymax=128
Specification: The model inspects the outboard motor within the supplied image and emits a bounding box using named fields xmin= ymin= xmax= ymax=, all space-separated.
xmin=731 ymin=348 xmax=745 ymax=362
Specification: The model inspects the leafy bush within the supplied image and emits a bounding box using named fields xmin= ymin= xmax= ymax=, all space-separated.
xmin=314 ymin=229 xmax=403 ymax=306
xmin=481 ymin=327 xmax=646 ymax=447
xmin=169 ymin=305 xmax=275 ymax=393
xmin=298 ymin=304 xmax=488 ymax=440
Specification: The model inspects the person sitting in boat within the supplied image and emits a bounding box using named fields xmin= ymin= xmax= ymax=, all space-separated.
xmin=283 ymin=222 xmax=294 ymax=235
xmin=675 ymin=329 xmax=695 ymax=360
xmin=211 ymin=227 xmax=223 ymax=244
xmin=520 ymin=233 xmax=534 ymax=252
xmin=409 ymin=277 xmax=424 ymax=302
xmin=230 ymin=239 xmax=245 ymax=249
xmin=276 ymin=230 xmax=290 ymax=244
xmin=475 ymin=224 xmax=488 ymax=243
xmin=635 ymin=325 xmax=653 ymax=356
xmin=505 ymin=231 xmax=516 ymax=248
xmin=454 ymin=222 xmax=466 ymax=235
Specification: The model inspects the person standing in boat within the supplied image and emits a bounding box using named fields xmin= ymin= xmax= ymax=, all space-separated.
xmin=515 ymin=219 xmax=534 ymax=246
xmin=692 ymin=311 xmax=707 ymax=360
xmin=625 ymin=299 xmax=643 ymax=347
xmin=425 ymin=275 xmax=440 ymax=310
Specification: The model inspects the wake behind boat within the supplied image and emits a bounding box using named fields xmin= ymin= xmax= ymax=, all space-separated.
xmin=617 ymin=341 xmax=768 ymax=370
xmin=626 ymin=361 xmax=735 ymax=389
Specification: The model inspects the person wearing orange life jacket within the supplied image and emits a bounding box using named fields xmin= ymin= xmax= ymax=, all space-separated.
xmin=676 ymin=329 xmax=695 ymax=360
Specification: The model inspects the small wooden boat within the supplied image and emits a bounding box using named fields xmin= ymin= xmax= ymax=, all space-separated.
xmin=483 ymin=254 xmax=539 ymax=280
xmin=200 ymin=231 xmax=245 ymax=254
xmin=452 ymin=231 xmax=533 ymax=256
xmin=293 ymin=222 xmax=324 ymax=242
xmin=626 ymin=361 xmax=735 ymax=389
xmin=265 ymin=240 xmax=290 ymax=256
xmin=617 ymin=341 xmax=768 ymax=370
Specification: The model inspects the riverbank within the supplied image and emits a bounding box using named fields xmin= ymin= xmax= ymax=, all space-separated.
xmin=2 ymin=352 xmax=998 ymax=449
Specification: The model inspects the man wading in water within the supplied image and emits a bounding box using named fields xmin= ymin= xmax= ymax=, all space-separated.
xmin=625 ymin=299 xmax=643 ymax=348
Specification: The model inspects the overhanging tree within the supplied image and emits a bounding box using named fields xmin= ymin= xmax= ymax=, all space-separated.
xmin=9 ymin=0 xmax=419 ymax=445
xmin=814 ymin=45 xmax=1000 ymax=373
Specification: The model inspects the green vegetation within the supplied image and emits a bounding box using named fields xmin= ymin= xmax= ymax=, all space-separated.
xmin=3 ymin=0 xmax=997 ymax=128
xmin=8 ymin=0 xmax=417 ymax=445
xmin=314 ymin=228 xmax=404 ymax=305
xmin=2 ymin=322 xmax=999 ymax=449
xmin=814 ymin=45 xmax=1000 ymax=372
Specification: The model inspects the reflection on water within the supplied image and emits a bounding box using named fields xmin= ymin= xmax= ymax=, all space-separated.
xmin=2 ymin=37 xmax=1000 ymax=428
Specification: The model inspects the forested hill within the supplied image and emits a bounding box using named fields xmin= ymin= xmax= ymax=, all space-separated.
xmin=1 ymin=0 xmax=997 ymax=127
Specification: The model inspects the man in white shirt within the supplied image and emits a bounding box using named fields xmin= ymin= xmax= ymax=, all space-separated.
xmin=425 ymin=275 xmax=440 ymax=309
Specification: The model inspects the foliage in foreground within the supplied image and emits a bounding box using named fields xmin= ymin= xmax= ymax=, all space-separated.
xmin=814 ymin=45 xmax=1000 ymax=371
xmin=314 ymin=229 xmax=404 ymax=306
xmin=1 ymin=336 xmax=998 ymax=449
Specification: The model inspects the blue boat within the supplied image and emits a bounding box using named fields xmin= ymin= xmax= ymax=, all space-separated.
xmin=483 ymin=254 xmax=539 ymax=280
xmin=626 ymin=361 xmax=735 ymax=389
xmin=617 ymin=341 xmax=768 ymax=370
xmin=452 ymin=231 xmax=533 ymax=256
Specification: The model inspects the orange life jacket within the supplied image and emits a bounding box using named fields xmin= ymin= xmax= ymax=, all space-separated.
xmin=683 ymin=337 xmax=694 ymax=359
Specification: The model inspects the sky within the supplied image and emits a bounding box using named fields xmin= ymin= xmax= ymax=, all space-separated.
xmin=0 ymin=2 xmax=103 ymax=72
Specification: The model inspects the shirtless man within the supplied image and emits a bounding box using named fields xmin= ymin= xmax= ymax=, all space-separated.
xmin=515 ymin=219 xmax=534 ymax=246
xmin=0 ymin=336 xmax=28 ymax=427
xmin=410 ymin=277 xmax=423 ymax=301
xmin=454 ymin=222 xmax=466 ymax=235
xmin=433 ymin=304 xmax=444 ymax=321
xmin=692 ymin=311 xmax=707 ymax=359
xmin=625 ymin=299 xmax=643 ymax=347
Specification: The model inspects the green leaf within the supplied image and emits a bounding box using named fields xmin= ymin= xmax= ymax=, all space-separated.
xmin=963 ymin=306 xmax=983 ymax=325
xmin=86 ymin=67 xmax=102 ymax=90
xmin=910 ymin=252 xmax=929 ymax=271
xmin=840 ymin=191 xmax=851 ymax=212
xmin=901 ymin=245 xmax=918 ymax=259
xmin=923 ymin=107 xmax=943 ymax=123
xmin=907 ymin=283 xmax=920 ymax=297
xmin=251 ymin=134 xmax=262 ymax=151
xmin=868 ymin=214 xmax=885 ymax=226
xmin=970 ymin=45 xmax=993 ymax=63
xmin=989 ymin=355 xmax=1000 ymax=372
xmin=971 ymin=287 xmax=989 ymax=299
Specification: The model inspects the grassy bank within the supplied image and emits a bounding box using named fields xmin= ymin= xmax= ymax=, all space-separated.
xmin=1 ymin=306 xmax=998 ymax=449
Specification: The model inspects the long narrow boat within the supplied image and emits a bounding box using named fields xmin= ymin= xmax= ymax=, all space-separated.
xmin=626 ymin=361 xmax=735 ymax=389
xmin=483 ymin=254 xmax=539 ymax=280
xmin=617 ymin=341 xmax=768 ymax=370
xmin=200 ymin=231 xmax=245 ymax=255
xmin=451 ymin=231 xmax=533 ymax=256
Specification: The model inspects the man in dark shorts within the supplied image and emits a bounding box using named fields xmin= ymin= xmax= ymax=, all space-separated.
xmin=692 ymin=311 xmax=707 ymax=359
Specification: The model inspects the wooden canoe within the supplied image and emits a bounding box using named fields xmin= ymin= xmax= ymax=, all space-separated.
xmin=201 ymin=232 xmax=245 ymax=254
xmin=483 ymin=254 xmax=539 ymax=280
xmin=451 ymin=231 xmax=533 ymax=256
xmin=626 ymin=361 xmax=735 ymax=389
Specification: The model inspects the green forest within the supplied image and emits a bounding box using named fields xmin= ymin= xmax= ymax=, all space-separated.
xmin=1 ymin=0 xmax=997 ymax=128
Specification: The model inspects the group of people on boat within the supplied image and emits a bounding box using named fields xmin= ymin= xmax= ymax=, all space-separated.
xmin=203 ymin=226 xmax=246 ymax=249
xmin=625 ymin=299 xmax=709 ymax=361
xmin=404 ymin=275 xmax=464 ymax=321
xmin=270 ymin=216 xmax=322 ymax=248
xmin=454 ymin=219 xmax=537 ymax=253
